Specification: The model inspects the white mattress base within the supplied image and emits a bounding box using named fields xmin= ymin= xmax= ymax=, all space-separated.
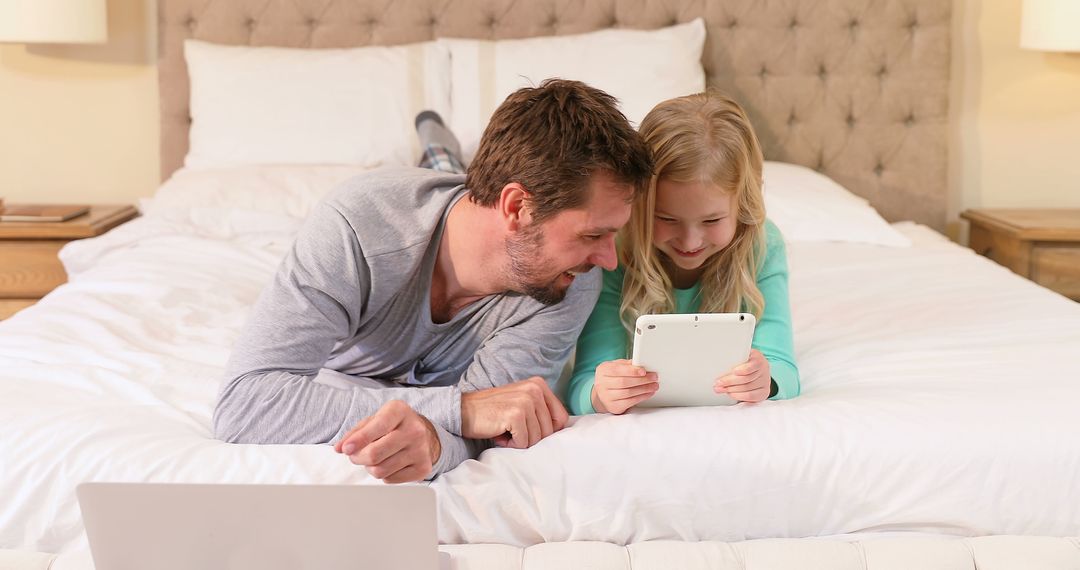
xmin=6 ymin=536 xmax=1078 ymax=570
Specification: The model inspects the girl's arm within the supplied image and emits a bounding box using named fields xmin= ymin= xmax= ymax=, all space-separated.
xmin=566 ymin=267 xmax=630 ymax=414
xmin=754 ymin=220 xmax=801 ymax=400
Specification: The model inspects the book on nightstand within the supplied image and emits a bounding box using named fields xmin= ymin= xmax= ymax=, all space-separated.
xmin=0 ymin=204 xmax=90 ymax=222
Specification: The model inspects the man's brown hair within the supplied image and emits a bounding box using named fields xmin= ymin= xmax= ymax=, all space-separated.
xmin=466 ymin=79 xmax=654 ymax=222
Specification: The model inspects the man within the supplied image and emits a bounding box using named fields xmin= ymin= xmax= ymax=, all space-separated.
xmin=214 ymin=79 xmax=654 ymax=483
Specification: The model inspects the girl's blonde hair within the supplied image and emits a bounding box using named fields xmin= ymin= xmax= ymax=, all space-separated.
xmin=619 ymin=91 xmax=767 ymax=334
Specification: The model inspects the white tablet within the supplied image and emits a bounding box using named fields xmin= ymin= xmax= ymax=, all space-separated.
xmin=631 ymin=313 xmax=756 ymax=408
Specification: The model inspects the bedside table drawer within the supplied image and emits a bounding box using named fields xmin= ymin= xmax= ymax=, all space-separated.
xmin=1032 ymin=246 xmax=1080 ymax=300
xmin=968 ymin=226 xmax=1029 ymax=275
xmin=0 ymin=241 xmax=68 ymax=297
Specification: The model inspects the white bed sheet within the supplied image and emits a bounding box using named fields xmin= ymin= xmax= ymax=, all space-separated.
xmin=434 ymin=223 xmax=1080 ymax=544
xmin=1 ymin=203 xmax=1078 ymax=554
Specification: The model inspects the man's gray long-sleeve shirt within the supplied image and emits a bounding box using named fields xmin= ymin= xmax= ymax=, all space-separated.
xmin=213 ymin=167 xmax=600 ymax=478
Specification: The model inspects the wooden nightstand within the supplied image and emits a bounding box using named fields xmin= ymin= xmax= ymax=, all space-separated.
xmin=0 ymin=205 xmax=138 ymax=319
xmin=961 ymin=209 xmax=1080 ymax=301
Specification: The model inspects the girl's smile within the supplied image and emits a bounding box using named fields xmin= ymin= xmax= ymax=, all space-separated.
xmin=671 ymin=245 xmax=708 ymax=257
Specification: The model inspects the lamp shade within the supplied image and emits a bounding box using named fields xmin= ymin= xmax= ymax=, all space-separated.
xmin=1021 ymin=0 xmax=1080 ymax=52
xmin=0 ymin=0 xmax=108 ymax=44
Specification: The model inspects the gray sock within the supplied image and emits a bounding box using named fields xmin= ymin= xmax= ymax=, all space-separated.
xmin=415 ymin=111 xmax=463 ymax=160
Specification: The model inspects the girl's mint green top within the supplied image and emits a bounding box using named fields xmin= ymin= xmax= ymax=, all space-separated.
xmin=566 ymin=220 xmax=800 ymax=415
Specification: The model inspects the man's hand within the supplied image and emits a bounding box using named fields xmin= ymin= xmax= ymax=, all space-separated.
xmin=334 ymin=400 xmax=442 ymax=483
xmin=461 ymin=377 xmax=568 ymax=449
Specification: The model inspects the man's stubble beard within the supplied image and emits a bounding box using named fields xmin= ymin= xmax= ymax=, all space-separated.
xmin=505 ymin=223 xmax=568 ymax=306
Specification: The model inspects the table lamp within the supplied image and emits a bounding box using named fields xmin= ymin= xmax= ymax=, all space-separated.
xmin=1021 ymin=0 xmax=1080 ymax=52
xmin=0 ymin=0 xmax=108 ymax=44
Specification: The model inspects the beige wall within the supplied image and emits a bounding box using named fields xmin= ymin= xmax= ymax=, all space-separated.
xmin=0 ymin=0 xmax=159 ymax=206
xmin=1 ymin=0 xmax=1078 ymax=226
xmin=951 ymin=0 xmax=1080 ymax=236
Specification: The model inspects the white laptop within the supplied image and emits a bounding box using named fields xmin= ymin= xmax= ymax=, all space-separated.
xmin=77 ymin=483 xmax=451 ymax=570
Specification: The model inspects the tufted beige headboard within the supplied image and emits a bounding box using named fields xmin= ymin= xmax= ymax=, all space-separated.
xmin=159 ymin=0 xmax=950 ymax=230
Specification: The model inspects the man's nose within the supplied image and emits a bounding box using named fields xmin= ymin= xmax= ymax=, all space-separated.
xmin=590 ymin=235 xmax=618 ymax=271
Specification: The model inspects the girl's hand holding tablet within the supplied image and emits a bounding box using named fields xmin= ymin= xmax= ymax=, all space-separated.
xmin=590 ymin=359 xmax=659 ymax=415
xmin=715 ymin=349 xmax=771 ymax=403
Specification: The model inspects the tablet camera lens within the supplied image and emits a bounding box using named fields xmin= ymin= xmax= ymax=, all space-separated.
xmin=647 ymin=324 xmax=656 ymax=330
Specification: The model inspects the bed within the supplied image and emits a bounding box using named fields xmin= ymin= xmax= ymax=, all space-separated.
xmin=2 ymin=0 xmax=1079 ymax=568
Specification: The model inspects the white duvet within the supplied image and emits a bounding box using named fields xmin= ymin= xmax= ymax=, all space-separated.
xmin=2 ymin=170 xmax=1079 ymax=554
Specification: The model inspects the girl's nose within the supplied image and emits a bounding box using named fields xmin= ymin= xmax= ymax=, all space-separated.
xmin=678 ymin=229 xmax=703 ymax=250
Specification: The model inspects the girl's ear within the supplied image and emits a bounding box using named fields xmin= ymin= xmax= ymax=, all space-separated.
xmin=498 ymin=183 xmax=533 ymax=231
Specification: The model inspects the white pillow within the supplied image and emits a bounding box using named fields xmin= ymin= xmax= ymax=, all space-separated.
xmin=440 ymin=19 xmax=706 ymax=162
xmin=763 ymin=161 xmax=912 ymax=247
xmin=140 ymin=165 xmax=375 ymax=234
xmin=184 ymin=40 xmax=451 ymax=170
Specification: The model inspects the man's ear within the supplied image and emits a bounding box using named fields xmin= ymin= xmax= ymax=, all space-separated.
xmin=498 ymin=183 xmax=533 ymax=231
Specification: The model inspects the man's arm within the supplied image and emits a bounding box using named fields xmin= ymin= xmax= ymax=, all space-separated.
xmin=213 ymin=201 xmax=472 ymax=477
xmin=457 ymin=270 xmax=602 ymax=393
xmin=450 ymin=269 xmax=603 ymax=445
xmin=334 ymin=268 xmax=601 ymax=474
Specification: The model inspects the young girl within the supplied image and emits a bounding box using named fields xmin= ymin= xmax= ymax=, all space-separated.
xmin=567 ymin=91 xmax=800 ymax=415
